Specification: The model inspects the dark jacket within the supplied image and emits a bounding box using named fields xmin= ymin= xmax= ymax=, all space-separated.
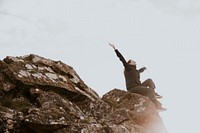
xmin=114 ymin=49 xmax=142 ymax=90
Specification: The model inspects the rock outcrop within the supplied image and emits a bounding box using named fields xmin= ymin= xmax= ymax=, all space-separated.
xmin=0 ymin=54 xmax=167 ymax=133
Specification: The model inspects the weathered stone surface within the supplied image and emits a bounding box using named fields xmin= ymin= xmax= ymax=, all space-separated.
xmin=2 ymin=54 xmax=99 ymax=101
xmin=0 ymin=72 xmax=15 ymax=92
xmin=0 ymin=54 xmax=168 ymax=133
xmin=102 ymin=89 xmax=168 ymax=133
xmin=0 ymin=105 xmax=24 ymax=133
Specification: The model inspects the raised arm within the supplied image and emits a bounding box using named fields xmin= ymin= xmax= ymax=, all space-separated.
xmin=138 ymin=67 xmax=147 ymax=73
xmin=109 ymin=43 xmax=127 ymax=68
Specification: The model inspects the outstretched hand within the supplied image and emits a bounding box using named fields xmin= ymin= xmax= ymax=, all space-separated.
xmin=138 ymin=67 xmax=147 ymax=73
xmin=142 ymin=67 xmax=147 ymax=70
xmin=109 ymin=43 xmax=116 ymax=50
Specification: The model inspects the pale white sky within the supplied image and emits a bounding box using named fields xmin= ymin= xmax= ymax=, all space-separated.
xmin=0 ymin=0 xmax=200 ymax=132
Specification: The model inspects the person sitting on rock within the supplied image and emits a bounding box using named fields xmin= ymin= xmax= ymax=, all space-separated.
xmin=109 ymin=43 xmax=166 ymax=111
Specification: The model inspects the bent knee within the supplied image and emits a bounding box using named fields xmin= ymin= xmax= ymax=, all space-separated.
xmin=146 ymin=78 xmax=153 ymax=82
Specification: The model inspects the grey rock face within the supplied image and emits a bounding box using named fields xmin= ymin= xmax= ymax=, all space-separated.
xmin=0 ymin=54 xmax=167 ymax=133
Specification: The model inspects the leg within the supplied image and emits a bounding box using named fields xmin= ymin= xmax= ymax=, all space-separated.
xmin=142 ymin=78 xmax=162 ymax=99
xmin=128 ymin=86 xmax=165 ymax=110
xmin=128 ymin=86 xmax=157 ymax=102
xmin=142 ymin=78 xmax=156 ymax=89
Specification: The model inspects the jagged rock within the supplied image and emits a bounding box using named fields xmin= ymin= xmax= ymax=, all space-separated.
xmin=0 ymin=105 xmax=24 ymax=133
xmin=102 ymin=89 xmax=168 ymax=133
xmin=0 ymin=54 xmax=167 ymax=133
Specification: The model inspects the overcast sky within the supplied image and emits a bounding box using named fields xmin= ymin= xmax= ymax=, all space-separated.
xmin=1 ymin=0 xmax=200 ymax=132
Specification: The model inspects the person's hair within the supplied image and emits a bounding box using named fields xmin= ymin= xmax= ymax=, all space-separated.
xmin=127 ymin=59 xmax=133 ymax=64
xmin=127 ymin=59 xmax=136 ymax=66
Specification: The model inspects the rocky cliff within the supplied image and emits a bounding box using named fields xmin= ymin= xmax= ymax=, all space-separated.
xmin=0 ymin=54 xmax=167 ymax=133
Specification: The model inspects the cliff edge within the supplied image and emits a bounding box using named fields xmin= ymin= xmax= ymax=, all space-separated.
xmin=0 ymin=54 xmax=167 ymax=133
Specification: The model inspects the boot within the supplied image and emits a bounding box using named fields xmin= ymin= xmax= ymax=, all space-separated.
xmin=157 ymin=106 xmax=167 ymax=112
xmin=155 ymin=92 xmax=162 ymax=99
xmin=154 ymin=101 xmax=167 ymax=112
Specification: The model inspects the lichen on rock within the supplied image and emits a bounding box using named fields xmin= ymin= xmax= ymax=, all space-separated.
xmin=0 ymin=54 xmax=167 ymax=133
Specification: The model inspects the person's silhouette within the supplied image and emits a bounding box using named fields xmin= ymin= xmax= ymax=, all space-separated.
xmin=109 ymin=43 xmax=166 ymax=111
